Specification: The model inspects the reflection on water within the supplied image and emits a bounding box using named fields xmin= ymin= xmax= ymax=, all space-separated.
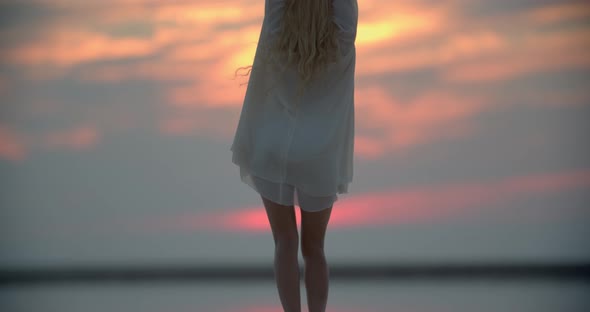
xmin=1 ymin=280 xmax=589 ymax=312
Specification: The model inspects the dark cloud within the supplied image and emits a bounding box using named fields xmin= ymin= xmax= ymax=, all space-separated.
xmin=100 ymin=20 xmax=156 ymax=39
xmin=458 ymin=0 xmax=583 ymax=19
xmin=0 ymin=1 xmax=64 ymax=46
xmin=0 ymin=1 xmax=61 ymax=29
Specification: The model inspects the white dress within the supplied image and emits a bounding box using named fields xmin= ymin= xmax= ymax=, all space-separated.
xmin=230 ymin=0 xmax=358 ymax=212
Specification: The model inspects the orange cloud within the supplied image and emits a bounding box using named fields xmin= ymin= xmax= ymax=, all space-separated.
xmin=5 ymin=29 xmax=157 ymax=68
xmin=62 ymin=0 xmax=453 ymax=87
xmin=357 ymin=30 xmax=506 ymax=76
xmin=167 ymin=79 xmax=243 ymax=109
xmin=11 ymin=0 xmax=588 ymax=86
xmin=357 ymin=7 xmax=445 ymax=47
xmin=355 ymin=2 xmax=590 ymax=82
xmin=2 ymin=1 xmax=262 ymax=73
xmin=442 ymin=27 xmax=590 ymax=82
xmin=135 ymin=168 xmax=590 ymax=233
xmin=164 ymin=43 xmax=220 ymax=63
xmin=76 ymin=21 xmax=263 ymax=107
xmin=31 ymin=0 xmax=260 ymax=26
xmin=6 ymin=0 xmax=589 ymax=163
xmin=154 ymin=3 xmax=258 ymax=26
xmin=79 ymin=61 xmax=208 ymax=83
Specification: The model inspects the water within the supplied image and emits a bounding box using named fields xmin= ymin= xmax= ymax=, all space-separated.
xmin=1 ymin=279 xmax=588 ymax=312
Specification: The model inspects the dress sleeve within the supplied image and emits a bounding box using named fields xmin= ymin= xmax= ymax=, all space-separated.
xmin=333 ymin=0 xmax=359 ymax=56
xmin=264 ymin=0 xmax=285 ymax=41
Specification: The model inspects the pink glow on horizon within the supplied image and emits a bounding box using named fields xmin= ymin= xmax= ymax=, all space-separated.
xmin=135 ymin=169 xmax=590 ymax=233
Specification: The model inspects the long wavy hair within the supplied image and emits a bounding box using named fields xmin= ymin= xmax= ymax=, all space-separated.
xmin=234 ymin=0 xmax=341 ymax=109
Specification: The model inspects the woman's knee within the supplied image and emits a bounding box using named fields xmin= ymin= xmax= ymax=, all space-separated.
xmin=275 ymin=236 xmax=299 ymax=256
xmin=301 ymin=241 xmax=325 ymax=259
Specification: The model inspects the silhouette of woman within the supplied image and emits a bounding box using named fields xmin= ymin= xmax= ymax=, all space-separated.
xmin=231 ymin=0 xmax=358 ymax=311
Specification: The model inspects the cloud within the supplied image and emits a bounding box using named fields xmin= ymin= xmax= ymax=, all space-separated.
xmin=134 ymin=168 xmax=590 ymax=232
xmin=3 ymin=0 xmax=589 ymax=161
xmin=353 ymin=86 xmax=486 ymax=156
xmin=356 ymin=5 xmax=446 ymax=47
xmin=0 ymin=76 xmax=7 ymax=95
xmin=0 ymin=125 xmax=28 ymax=161
xmin=42 ymin=124 xmax=101 ymax=150
xmin=525 ymin=1 xmax=590 ymax=25
xmin=0 ymin=0 xmax=262 ymax=70
xmin=158 ymin=112 xmax=236 ymax=140
xmin=354 ymin=135 xmax=387 ymax=160
xmin=154 ymin=84 xmax=486 ymax=159
xmin=442 ymin=28 xmax=590 ymax=82
xmin=4 ymin=29 xmax=158 ymax=67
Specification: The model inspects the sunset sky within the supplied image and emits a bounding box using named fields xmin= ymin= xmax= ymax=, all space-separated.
xmin=1 ymin=0 xmax=589 ymax=267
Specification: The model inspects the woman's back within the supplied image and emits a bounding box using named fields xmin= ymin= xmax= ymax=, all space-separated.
xmin=230 ymin=0 xmax=359 ymax=198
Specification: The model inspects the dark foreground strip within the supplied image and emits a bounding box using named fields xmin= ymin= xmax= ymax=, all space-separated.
xmin=1 ymin=262 xmax=589 ymax=286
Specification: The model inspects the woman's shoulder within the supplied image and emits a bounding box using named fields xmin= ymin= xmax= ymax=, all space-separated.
xmin=333 ymin=0 xmax=358 ymax=18
xmin=333 ymin=0 xmax=359 ymax=32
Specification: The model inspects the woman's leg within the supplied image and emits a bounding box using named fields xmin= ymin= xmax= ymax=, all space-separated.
xmin=261 ymin=195 xmax=301 ymax=312
xmin=300 ymin=205 xmax=333 ymax=312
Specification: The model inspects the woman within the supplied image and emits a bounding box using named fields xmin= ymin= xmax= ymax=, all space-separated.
xmin=231 ymin=0 xmax=358 ymax=311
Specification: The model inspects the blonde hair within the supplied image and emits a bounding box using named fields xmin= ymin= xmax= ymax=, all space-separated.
xmin=234 ymin=0 xmax=341 ymax=109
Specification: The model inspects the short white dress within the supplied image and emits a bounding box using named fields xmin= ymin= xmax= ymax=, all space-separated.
xmin=230 ymin=0 xmax=358 ymax=212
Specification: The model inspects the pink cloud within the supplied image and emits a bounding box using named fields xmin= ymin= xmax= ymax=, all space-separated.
xmin=43 ymin=125 xmax=100 ymax=150
xmin=4 ymin=29 xmax=157 ymax=68
xmin=0 ymin=125 xmax=28 ymax=162
xmin=3 ymin=0 xmax=264 ymax=72
xmin=10 ymin=0 xmax=588 ymax=86
xmin=442 ymin=28 xmax=590 ymax=82
xmin=78 ymin=62 xmax=206 ymax=83
xmin=354 ymin=86 xmax=486 ymax=155
xmin=354 ymin=135 xmax=387 ymax=160
xmin=0 ymin=76 xmax=7 ymax=95
xmin=356 ymin=3 xmax=448 ymax=47
xmin=525 ymin=2 xmax=590 ymax=25
xmin=158 ymin=113 xmax=235 ymax=139
xmin=135 ymin=168 xmax=590 ymax=233
xmin=5 ymin=0 xmax=588 ymax=164
xmin=66 ymin=0 xmax=453 ymax=88
xmin=356 ymin=30 xmax=506 ymax=77
xmin=167 ymin=79 xmax=242 ymax=109
xmin=157 ymin=85 xmax=485 ymax=160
